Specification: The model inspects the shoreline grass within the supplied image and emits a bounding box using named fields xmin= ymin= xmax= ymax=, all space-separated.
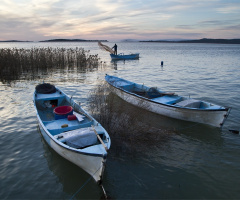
xmin=0 ymin=47 xmax=101 ymax=83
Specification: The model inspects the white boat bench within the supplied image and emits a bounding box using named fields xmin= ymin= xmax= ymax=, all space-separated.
xmin=45 ymin=118 xmax=92 ymax=135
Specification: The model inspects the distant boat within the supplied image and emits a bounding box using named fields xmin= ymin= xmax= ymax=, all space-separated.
xmin=110 ymin=53 xmax=140 ymax=60
xmin=33 ymin=83 xmax=111 ymax=183
xmin=97 ymin=41 xmax=140 ymax=60
xmin=105 ymin=74 xmax=231 ymax=127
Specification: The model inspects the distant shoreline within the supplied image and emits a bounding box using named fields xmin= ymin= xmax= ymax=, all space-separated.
xmin=0 ymin=39 xmax=108 ymax=43
xmin=140 ymin=38 xmax=240 ymax=44
xmin=39 ymin=39 xmax=108 ymax=42
xmin=0 ymin=40 xmax=33 ymax=42
xmin=1 ymin=38 xmax=240 ymax=44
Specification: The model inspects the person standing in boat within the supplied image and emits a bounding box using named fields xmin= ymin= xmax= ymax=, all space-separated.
xmin=112 ymin=44 xmax=117 ymax=55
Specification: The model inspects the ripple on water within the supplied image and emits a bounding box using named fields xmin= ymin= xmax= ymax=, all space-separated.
xmin=1 ymin=43 xmax=240 ymax=199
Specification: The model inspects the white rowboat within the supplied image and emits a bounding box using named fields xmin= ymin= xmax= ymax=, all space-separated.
xmin=33 ymin=83 xmax=111 ymax=183
xmin=105 ymin=74 xmax=230 ymax=127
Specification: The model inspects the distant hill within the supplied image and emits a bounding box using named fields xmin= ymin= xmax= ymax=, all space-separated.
xmin=140 ymin=38 xmax=240 ymax=44
xmin=39 ymin=39 xmax=108 ymax=42
xmin=121 ymin=39 xmax=140 ymax=42
xmin=0 ymin=40 xmax=33 ymax=42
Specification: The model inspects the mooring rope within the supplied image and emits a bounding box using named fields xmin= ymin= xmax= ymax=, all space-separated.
xmin=70 ymin=164 xmax=106 ymax=200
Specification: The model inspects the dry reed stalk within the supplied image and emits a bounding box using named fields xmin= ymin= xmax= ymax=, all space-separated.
xmin=88 ymin=82 xmax=174 ymax=156
xmin=0 ymin=47 xmax=101 ymax=83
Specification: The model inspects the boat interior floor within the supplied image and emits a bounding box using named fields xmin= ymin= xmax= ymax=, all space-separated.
xmin=37 ymin=101 xmax=93 ymax=136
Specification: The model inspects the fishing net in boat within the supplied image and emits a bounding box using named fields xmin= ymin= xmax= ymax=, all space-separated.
xmin=35 ymin=83 xmax=56 ymax=94
xmin=63 ymin=127 xmax=97 ymax=148
xmin=98 ymin=42 xmax=115 ymax=54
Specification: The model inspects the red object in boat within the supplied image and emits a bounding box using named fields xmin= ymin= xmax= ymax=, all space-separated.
xmin=54 ymin=106 xmax=73 ymax=115
xmin=68 ymin=114 xmax=77 ymax=121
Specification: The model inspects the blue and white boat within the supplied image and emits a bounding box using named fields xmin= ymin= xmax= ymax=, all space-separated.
xmin=105 ymin=74 xmax=231 ymax=127
xmin=110 ymin=53 xmax=139 ymax=60
xmin=33 ymin=83 xmax=111 ymax=183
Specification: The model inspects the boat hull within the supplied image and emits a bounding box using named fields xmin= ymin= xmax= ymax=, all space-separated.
xmin=37 ymin=117 xmax=106 ymax=182
xmin=33 ymin=85 xmax=110 ymax=183
xmin=106 ymin=75 xmax=230 ymax=127
xmin=110 ymin=53 xmax=139 ymax=60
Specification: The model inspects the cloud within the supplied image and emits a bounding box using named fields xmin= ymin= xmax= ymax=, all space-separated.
xmin=0 ymin=0 xmax=240 ymax=41
xmin=176 ymin=25 xmax=195 ymax=30
xmin=198 ymin=20 xmax=226 ymax=26
xmin=198 ymin=18 xmax=240 ymax=29
xmin=216 ymin=4 xmax=240 ymax=14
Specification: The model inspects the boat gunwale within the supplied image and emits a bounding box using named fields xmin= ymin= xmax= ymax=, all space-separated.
xmin=106 ymin=76 xmax=230 ymax=112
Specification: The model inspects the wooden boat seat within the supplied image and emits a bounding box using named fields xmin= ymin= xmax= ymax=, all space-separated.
xmin=152 ymin=95 xmax=182 ymax=104
xmin=35 ymin=91 xmax=64 ymax=101
xmin=45 ymin=118 xmax=92 ymax=135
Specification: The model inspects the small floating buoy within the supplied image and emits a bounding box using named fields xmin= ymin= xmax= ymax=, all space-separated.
xmin=161 ymin=61 xmax=163 ymax=66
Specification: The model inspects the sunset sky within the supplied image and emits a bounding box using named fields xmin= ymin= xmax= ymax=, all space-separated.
xmin=0 ymin=0 xmax=239 ymax=41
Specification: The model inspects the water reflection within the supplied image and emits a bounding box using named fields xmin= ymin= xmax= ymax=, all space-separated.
xmin=92 ymin=91 xmax=225 ymax=199
xmin=40 ymin=132 xmax=103 ymax=199
xmin=110 ymin=58 xmax=140 ymax=70
xmin=1 ymin=42 xmax=239 ymax=199
xmin=87 ymin=83 xmax=225 ymax=186
xmin=110 ymin=60 xmax=118 ymax=70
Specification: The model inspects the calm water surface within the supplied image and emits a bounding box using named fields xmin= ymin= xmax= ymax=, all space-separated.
xmin=0 ymin=42 xmax=240 ymax=199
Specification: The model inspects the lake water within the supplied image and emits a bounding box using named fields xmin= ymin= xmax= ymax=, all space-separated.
xmin=0 ymin=42 xmax=240 ymax=199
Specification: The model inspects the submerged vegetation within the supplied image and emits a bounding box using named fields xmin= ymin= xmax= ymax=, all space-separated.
xmin=88 ymin=82 xmax=174 ymax=156
xmin=0 ymin=47 xmax=101 ymax=83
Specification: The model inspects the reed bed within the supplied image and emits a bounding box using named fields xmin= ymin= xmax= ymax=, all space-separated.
xmin=88 ymin=82 xmax=174 ymax=156
xmin=0 ymin=47 xmax=101 ymax=83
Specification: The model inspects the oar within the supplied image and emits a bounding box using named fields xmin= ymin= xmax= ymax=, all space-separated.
xmin=91 ymin=125 xmax=108 ymax=151
xmin=229 ymin=129 xmax=239 ymax=134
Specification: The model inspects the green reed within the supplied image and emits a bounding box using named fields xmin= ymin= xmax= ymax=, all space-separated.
xmin=0 ymin=47 xmax=101 ymax=83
